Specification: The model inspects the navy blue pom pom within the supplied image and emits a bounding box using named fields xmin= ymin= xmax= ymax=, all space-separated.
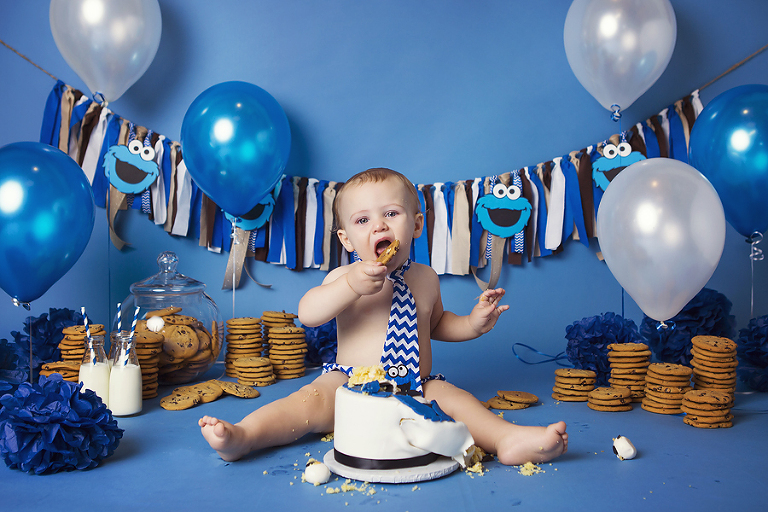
xmin=0 ymin=374 xmax=123 ymax=474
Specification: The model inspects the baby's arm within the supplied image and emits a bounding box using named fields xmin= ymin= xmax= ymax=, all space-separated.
xmin=430 ymin=288 xmax=509 ymax=342
xmin=298 ymin=260 xmax=388 ymax=327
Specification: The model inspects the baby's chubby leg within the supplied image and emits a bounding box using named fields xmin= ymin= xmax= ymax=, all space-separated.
xmin=199 ymin=370 xmax=348 ymax=461
xmin=423 ymin=380 xmax=568 ymax=466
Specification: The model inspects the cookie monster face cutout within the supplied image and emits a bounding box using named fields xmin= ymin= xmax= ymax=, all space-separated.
xmin=475 ymin=183 xmax=532 ymax=239
xmin=592 ymin=142 xmax=646 ymax=192
xmin=103 ymin=139 xmax=160 ymax=194
xmin=224 ymin=179 xmax=282 ymax=231
xmin=386 ymin=363 xmax=421 ymax=396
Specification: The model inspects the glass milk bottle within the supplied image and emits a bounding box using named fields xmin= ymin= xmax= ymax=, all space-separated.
xmin=79 ymin=335 xmax=111 ymax=407
xmin=109 ymin=331 xmax=143 ymax=416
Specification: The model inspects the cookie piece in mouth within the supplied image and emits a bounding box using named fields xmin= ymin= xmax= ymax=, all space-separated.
xmin=376 ymin=239 xmax=400 ymax=263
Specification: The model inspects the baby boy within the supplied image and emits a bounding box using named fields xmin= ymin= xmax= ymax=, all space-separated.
xmin=200 ymin=168 xmax=567 ymax=465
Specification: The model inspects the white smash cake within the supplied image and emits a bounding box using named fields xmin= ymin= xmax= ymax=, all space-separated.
xmin=329 ymin=365 xmax=475 ymax=475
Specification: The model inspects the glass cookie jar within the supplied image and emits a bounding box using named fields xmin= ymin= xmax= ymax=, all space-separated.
xmin=116 ymin=251 xmax=223 ymax=384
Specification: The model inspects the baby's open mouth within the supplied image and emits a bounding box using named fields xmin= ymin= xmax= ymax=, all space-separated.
xmin=375 ymin=240 xmax=391 ymax=257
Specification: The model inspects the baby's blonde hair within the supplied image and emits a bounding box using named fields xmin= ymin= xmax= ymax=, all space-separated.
xmin=333 ymin=168 xmax=420 ymax=231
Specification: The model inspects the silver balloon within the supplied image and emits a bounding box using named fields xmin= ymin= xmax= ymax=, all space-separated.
xmin=50 ymin=0 xmax=162 ymax=103
xmin=596 ymin=158 xmax=725 ymax=322
xmin=564 ymin=0 xmax=676 ymax=112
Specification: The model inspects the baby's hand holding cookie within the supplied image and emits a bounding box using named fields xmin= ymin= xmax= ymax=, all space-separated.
xmin=346 ymin=261 xmax=387 ymax=296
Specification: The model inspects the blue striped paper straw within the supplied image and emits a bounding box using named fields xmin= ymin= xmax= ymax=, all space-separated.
xmin=116 ymin=302 xmax=122 ymax=333
xmin=81 ymin=306 xmax=91 ymax=339
xmin=129 ymin=306 xmax=140 ymax=338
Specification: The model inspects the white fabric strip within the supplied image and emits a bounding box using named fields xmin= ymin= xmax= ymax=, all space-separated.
xmin=431 ymin=183 xmax=449 ymax=275
xmin=544 ymin=157 xmax=566 ymax=250
xmin=80 ymin=107 xmax=110 ymax=184
xmin=151 ymin=136 xmax=167 ymax=225
xmin=304 ymin=178 xmax=319 ymax=268
xmin=171 ymin=157 xmax=192 ymax=236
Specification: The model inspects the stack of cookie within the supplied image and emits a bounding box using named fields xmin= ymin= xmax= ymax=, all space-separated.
xmin=588 ymin=386 xmax=633 ymax=412
xmin=224 ymin=317 xmax=264 ymax=377
xmin=641 ymin=363 xmax=693 ymax=415
xmin=261 ymin=311 xmax=298 ymax=355
xmin=607 ymin=342 xmax=651 ymax=402
xmin=58 ymin=324 xmax=106 ymax=362
xmin=690 ymin=335 xmax=738 ymax=397
xmin=552 ymin=368 xmax=597 ymax=402
xmin=39 ymin=361 xmax=80 ymax=382
xmin=681 ymin=389 xmax=734 ymax=428
xmin=133 ymin=331 xmax=163 ymax=400
xmin=268 ymin=326 xmax=307 ymax=380
xmin=232 ymin=356 xmax=276 ymax=387
xmin=485 ymin=390 xmax=539 ymax=410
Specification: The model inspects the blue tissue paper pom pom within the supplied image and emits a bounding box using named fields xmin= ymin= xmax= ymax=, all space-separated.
xmin=0 ymin=374 xmax=123 ymax=474
xmin=565 ymin=312 xmax=643 ymax=386
xmin=736 ymin=315 xmax=768 ymax=392
xmin=10 ymin=308 xmax=84 ymax=381
xmin=639 ymin=288 xmax=736 ymax=365
xmin=303 ymin=319 xmax=338 ymax=366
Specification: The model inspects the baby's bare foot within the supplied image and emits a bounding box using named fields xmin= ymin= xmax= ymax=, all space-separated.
xmin=495 ymin=421 xmax=568 ymax=466
xmin=199 ymin=415 xmax=252 ymax=462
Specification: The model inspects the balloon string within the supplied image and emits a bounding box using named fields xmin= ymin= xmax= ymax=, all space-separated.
xmin=231 ymin=220 xmax=238 ymax=319
xmin=511 ymin=343 xmax=570 ymax=366
xmin=0 ymin=37 xmax=59 ymax=81
xmin=610 ymin=104 xmax=622 ymax=122
xmin=749 ymin=232 xmax=764 ymax=318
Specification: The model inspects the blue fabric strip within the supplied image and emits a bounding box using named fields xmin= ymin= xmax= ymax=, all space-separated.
xmin=40 ymin=81 xmax=65 ymax=146
xmin=642 ymin=122 xmax=660 ymax=158
xmin=443 ymin=181 xmax=454 ymax=235
xmin=667 ymin=106 xmax=688 ymax=163
xmin=414 ymin=188 xmax=430 ymax=265
xmin=314 ymin=180 xmax=327 ymax=266
xmin=69 ymin=98 xmax=92 ymax=130
xmin=561 ymin=156 xmax=588 ymax=247
xmin=92 ymin=114 xmax=122 ymax=208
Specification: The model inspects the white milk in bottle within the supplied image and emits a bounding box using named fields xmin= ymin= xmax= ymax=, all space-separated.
xmin=108 ymin=331 xmax=142 ymax=416
xmin=78 ymin=335 xmax=110 ymax=407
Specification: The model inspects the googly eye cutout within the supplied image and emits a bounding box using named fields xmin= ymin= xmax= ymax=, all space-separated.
xmin=397 ymin=364 xmax=408 ymax=378
xmin=618 ymin=142 xmax=632 ymax=157
xmin=387 ymin=366 xmax=399 ymax=379
xmin=603 ymin=143 xmax=618 ymax=159
xmin=506 ymin=185 xmax=522 ymax=201
xmin=493 ymin=183 xmax=507 ymax=199
xmin=140 ymin=145 xmax=156 ymax=162
xmin=128 ymin=140 xmax=143 ymax=155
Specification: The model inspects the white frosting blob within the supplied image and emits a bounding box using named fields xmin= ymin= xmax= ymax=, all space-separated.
xmin=304 ymin=462 xmax=331 ymax=485
xmin=612 ymin=435 xmax=637 ymax=460
xmin=146 ymin=316 xmax=165 ymax=333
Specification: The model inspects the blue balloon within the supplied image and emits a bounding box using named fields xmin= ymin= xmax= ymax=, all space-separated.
xmin=0 ymin=142 xmax=95 ymax=304
xmin=181 ymin=81 xmax=291 ymax=217
xmin=689 ymin=84 xmax=768 ymax=238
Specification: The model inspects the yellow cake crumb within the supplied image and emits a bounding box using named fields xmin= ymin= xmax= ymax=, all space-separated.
xmin=348 ymin=365 xmax=387 ymax=385
xmin=516 ymin=462 xmax=545 ymax=476
xmin=321 ymin=433 xmax=334 ymax=442
xmin=326 ymin=487 xmax=341 ymax=494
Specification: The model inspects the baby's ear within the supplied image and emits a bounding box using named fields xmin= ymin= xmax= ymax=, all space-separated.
xmin=336 ymin=228 xmax=355 ymax=252
xmin=413 ymin=212 xmax=424 ymax=239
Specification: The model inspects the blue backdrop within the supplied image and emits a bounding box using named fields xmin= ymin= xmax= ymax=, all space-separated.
xmin=1 ymin=0 xmax=766 ymax=363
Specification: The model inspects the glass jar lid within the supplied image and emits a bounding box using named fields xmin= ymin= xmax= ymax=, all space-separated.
xmin=129 ymin=251 xmax=206 ymax=298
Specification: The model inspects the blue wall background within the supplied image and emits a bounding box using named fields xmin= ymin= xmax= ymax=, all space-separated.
xmin=1 ymin=1 xmax=767 ymax=364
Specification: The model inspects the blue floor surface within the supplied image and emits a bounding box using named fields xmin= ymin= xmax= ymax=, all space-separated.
xmin=2 ymin=355 xmax=767 ymax=511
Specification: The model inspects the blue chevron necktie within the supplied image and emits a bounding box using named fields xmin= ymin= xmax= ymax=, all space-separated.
xmin=380 ymin=258 xmax=422 ymax=393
